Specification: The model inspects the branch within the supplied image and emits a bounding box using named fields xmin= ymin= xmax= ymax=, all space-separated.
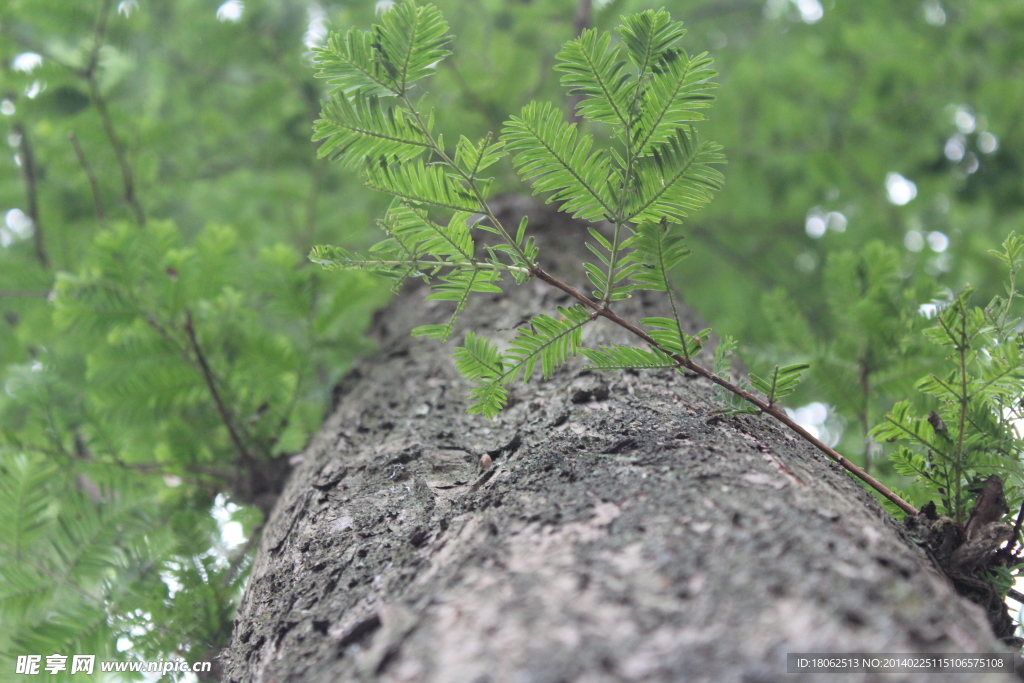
xmin=84 ymin=0 xmax=114 ymax=79
xmin=184 ymin=312 xmax=256 ymax=469
xmin=0 ymin=290 xmax=50 ymax=298
xmin=529 ymin=265 xmax=918 ymax=516
xmin=87 ymin=78 xmax=145 ymax=226
xmin=83 ymin=0 xmax=144 ymax=225
xmin=12 ymin=124 xmax=47 ymax=267
xmin=68 ymin=131 xmax=106 ymax=221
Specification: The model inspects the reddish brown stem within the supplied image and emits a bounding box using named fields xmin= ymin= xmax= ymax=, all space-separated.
xmin=529 ymin=265 xmax=918 ymax=516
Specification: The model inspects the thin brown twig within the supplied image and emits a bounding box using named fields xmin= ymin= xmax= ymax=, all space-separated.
xmin=87 ymin=78 xmax=145 ymax=226
xmin=12 ymin=123 xmax=47 ymax=267
xmin=184 ymin=312 xmax=256 ymax=469
xmin=84 ymin=0 xmax=114 ymax=79
xmin=83 ymin=0 xmax=144 ymax=226
xmin=529 ymin=265 xmax=918 ymax=516
xmin=68 ymin=131 xmax=106 ymax=221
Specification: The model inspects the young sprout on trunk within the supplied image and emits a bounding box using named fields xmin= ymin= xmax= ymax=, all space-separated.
xmin=308 ymin=0 xmax=916 ymax=516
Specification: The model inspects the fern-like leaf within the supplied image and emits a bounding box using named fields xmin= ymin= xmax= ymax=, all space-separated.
xmin=0 ymin=453 xmax=54 ymax=556
xmin=632 ymin=51 xmax=716 ymax=158
xmin=556 ymin=28 xmax=632 ymax=128
xmin=372 ymin=1 xmax=453 ymax=94
xmin=310 ymin=244 xmax=426 ymax=282
xmin=617 ymin=9 xmax=687 ymax=76
xmin=455 ymin=134 xmax=506 ymax=178
xmin=582 ymin=344 xmax=677 ymax=370
xmin=642 ymin=317 xmax=709 ymax=359
xmin=505 ymin=306 xmax=591 ymax=383
xmin=628 ymin=220 xmax=691 ymax=292
xmin=870 ymin=400 xmax=946 ymax=457
xmin=502 ymin=101 xmax=617 ymax=222
xmin=413 ymin=267 xmax=502 ymax=341
xmin=461 ymin=307 xmax=592 ymax=417
xmin=454 ymin=332 xmax=503 ymax=380
xmin=748 ymin=363 xmax=810 ymax=405
xmin=365 ymin=158 xmax=481 ymax=212
xmin=627 ymin=127 xmax=724 ymax=223
xmin=313 ymin=95 xmax=431 ymax=167
xmin=617 ymin=11 xmax=718 ymax=157
xmin=314 ymin=27 xmax=401 ymax=98
xmin=386 ymin=204 xmax=476 ymax=260
xmin=314 ymin=2 xmax=451 ymax=97
xmin=584 ymin=227 xmax=641 ymax=301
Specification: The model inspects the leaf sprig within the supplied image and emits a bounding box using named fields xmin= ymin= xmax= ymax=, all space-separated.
xmin=871 ymin=234 xmax=1024 ymax=523
xmin=311 ymin=1 xmax=917 ymax=517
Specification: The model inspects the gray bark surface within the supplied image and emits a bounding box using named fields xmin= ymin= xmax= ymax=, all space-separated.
xmin=222 ymin=198 xmax=1016 ymax=683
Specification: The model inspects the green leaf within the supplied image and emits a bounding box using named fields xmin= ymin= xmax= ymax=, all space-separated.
xmin=464 ymin=307 xmax=592 ymax=417
xmin=627 ymin=127 xmax=725 ymax=223
xmin=365 ymin=158 xmax=481 ymax=212
xmin=413 ymin=266 xmax=502 ymax=341
xmin=315 ymin=26 xmax=399 ymax=97
xmin=514 ymin=216 xmax=529 ymax=246
xmin=310 ymin=245 xmax=419 ymax=281
xmin=641 ymin=317 xmax=708 ymax=359
xmin=628 ymin=220 xmax=691 ymax=292
xmin=0 ymin=453 xmax=54 ymax=556
xmin=312 ymin=202 xmax=480 ymax=282
xmin=385 ymin=204 xmax=476 ymax=260
xmin=582 ymin=344 xmax=677 ymax=370
xmin=617 ymin=9 xmax=687 ymax=76
xmin=315 ymin=1 xmax=451 ymax=97
xmin=870 ymin=400 xmax=948 ymax=458
xmin=313 ymin=95 xmax=431 ymax=167
xmin=454 ymin=332 xmax=503 ymax=380
xmin=989 ymin=230 xmax=1024 ymax=271
xmin=584 ymin=227 xmax=641 ymax=302
xmin=502 ymin=100 xmax=617 ymax=222
xmin=748 ymin=363 xmax=809 ymax=404
xmin=615 ymin=10 xmax=717 ymax=158
xmin=714 ymin=335 xmax=739 ymax=379
xmin=455 ymin=134 xmax=506 ymax=177
xmin=372 ymin=1 xmax=453 ymax=94
xmin=632 ymin=51 xmax=717 ymax=158
xmin=890 ymin=445 xmax=930 ymax=479
xmin=556 ymin=27 xmax=633 ymax=129
xmin=506 ymin=306 xmax=591 ymax=383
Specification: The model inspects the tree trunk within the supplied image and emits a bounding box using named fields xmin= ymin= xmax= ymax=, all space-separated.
xmin=221 ymin=198 xmax=1016 ymax=683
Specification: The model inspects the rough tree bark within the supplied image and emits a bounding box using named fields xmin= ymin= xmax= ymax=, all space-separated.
xmin=222 ymin=198 xmax=1017 ymax=682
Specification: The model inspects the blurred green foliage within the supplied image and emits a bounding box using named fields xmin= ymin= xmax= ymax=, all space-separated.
xmin=0 ymin=0 xmax=1022 ymax=677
